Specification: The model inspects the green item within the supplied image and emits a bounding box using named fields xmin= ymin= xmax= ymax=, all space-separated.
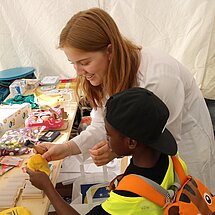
xmin=2 ymin=94 xmax=39 ymax=109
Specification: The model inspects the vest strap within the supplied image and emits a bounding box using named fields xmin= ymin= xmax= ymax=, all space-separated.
xmin=115 ymin=156 xmax=187 ymax=207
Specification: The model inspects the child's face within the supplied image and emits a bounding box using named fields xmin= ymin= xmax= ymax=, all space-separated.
xmin=104 ymin=119 xmax=131 ymax=156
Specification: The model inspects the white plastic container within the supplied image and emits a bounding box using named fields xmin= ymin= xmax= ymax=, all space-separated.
xmin=9 ymin=79 xmax=27 ymax=96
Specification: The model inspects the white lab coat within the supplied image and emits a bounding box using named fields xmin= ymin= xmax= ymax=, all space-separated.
xmin=72 ymin=48 xmax=215 ymax=193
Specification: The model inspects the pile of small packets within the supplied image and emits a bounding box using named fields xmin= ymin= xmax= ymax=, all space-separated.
xmin=0 ymin=127 xmax=44 ymax=156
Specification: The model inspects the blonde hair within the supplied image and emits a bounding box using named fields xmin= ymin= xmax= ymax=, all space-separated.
xmin=59 ymin=8 xmax=141 ymax=108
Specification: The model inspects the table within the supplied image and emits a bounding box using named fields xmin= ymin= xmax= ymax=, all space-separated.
xmin=0 ymin=86 xmax=78 ymax=215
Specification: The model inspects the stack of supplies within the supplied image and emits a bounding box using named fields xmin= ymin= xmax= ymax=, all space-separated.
xmin=22 ymin=180 xmax=44 ymax=199
xmin=58 ymin=78 xmax=77 ymax=89
xmin=0 ymin=173 xmax=28 ymax=210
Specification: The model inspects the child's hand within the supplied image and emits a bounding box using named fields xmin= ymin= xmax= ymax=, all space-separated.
xmin=26 ymin=168 xmax=52 ymax=191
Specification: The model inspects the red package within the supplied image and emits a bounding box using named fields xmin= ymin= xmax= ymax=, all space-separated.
xmin=25 ymin=107 xmax=64 ymax=130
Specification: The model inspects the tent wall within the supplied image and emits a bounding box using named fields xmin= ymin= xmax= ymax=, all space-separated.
xmin=0 ymin=0 xmax=214 ymax=99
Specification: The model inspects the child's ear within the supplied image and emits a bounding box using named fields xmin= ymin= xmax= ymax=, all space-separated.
xmin=128 ymin=139 xmax=137 ymax=150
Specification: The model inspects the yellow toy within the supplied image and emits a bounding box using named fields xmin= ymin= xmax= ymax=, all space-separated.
xmin=27 ymin=154 xmax=50 ymax=176
xmin=0 ymin=206 xmax=31 ymax=215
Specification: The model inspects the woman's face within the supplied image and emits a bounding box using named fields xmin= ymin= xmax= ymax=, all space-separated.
xmin=63 ymin=46 xmax=111 ymax=86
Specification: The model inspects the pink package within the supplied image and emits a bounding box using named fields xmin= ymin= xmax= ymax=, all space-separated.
xmin=25 ymin=107 xmax=64 ymax=130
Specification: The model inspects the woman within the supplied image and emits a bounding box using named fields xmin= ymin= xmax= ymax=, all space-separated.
xmin=39 ymin=8 xmax=215 ymax=192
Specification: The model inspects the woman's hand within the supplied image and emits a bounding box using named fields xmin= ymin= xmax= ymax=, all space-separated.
xmin=89 ymin=140 xmax=117 ymax=166
xmin=34 ymin=143 xmax=67 ymax=162
xmin=26 ymin=168 xmax=52 ymax=191
xmin=35 ymin=141 xmax=81 ymax=162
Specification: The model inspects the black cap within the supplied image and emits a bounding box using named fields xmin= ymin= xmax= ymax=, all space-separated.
xmin=105 ymin=87 xmax=177 ymax=155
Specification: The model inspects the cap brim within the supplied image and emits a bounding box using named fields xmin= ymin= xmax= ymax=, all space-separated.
xmin=148 ymin=128 xmax=177 ymax=155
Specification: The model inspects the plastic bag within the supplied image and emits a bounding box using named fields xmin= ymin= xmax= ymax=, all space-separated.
xmin=70 ymin=157 xmax=116 ymax=213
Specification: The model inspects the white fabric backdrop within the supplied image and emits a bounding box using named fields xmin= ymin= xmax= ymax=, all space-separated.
xmin=0 ymin=0 xmax=214 ymax=99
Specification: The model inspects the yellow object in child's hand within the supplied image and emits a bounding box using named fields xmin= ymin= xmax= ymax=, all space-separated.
xmin=27 ymin=154 xmax=50 ymax=176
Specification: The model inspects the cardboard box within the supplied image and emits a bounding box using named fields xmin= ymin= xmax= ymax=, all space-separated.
xmin=0 ymin=103 xmax=31 ymax=136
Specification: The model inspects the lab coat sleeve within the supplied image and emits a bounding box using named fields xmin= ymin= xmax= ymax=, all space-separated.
xmin=143 ymin=63 xmax=185 ymax=143
xmin=72 ymin=107 xmax=106 ymax=160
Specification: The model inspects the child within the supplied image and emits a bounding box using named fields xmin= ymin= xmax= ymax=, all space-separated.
xmin=27 ymin=87 xmax=186 ymax=215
